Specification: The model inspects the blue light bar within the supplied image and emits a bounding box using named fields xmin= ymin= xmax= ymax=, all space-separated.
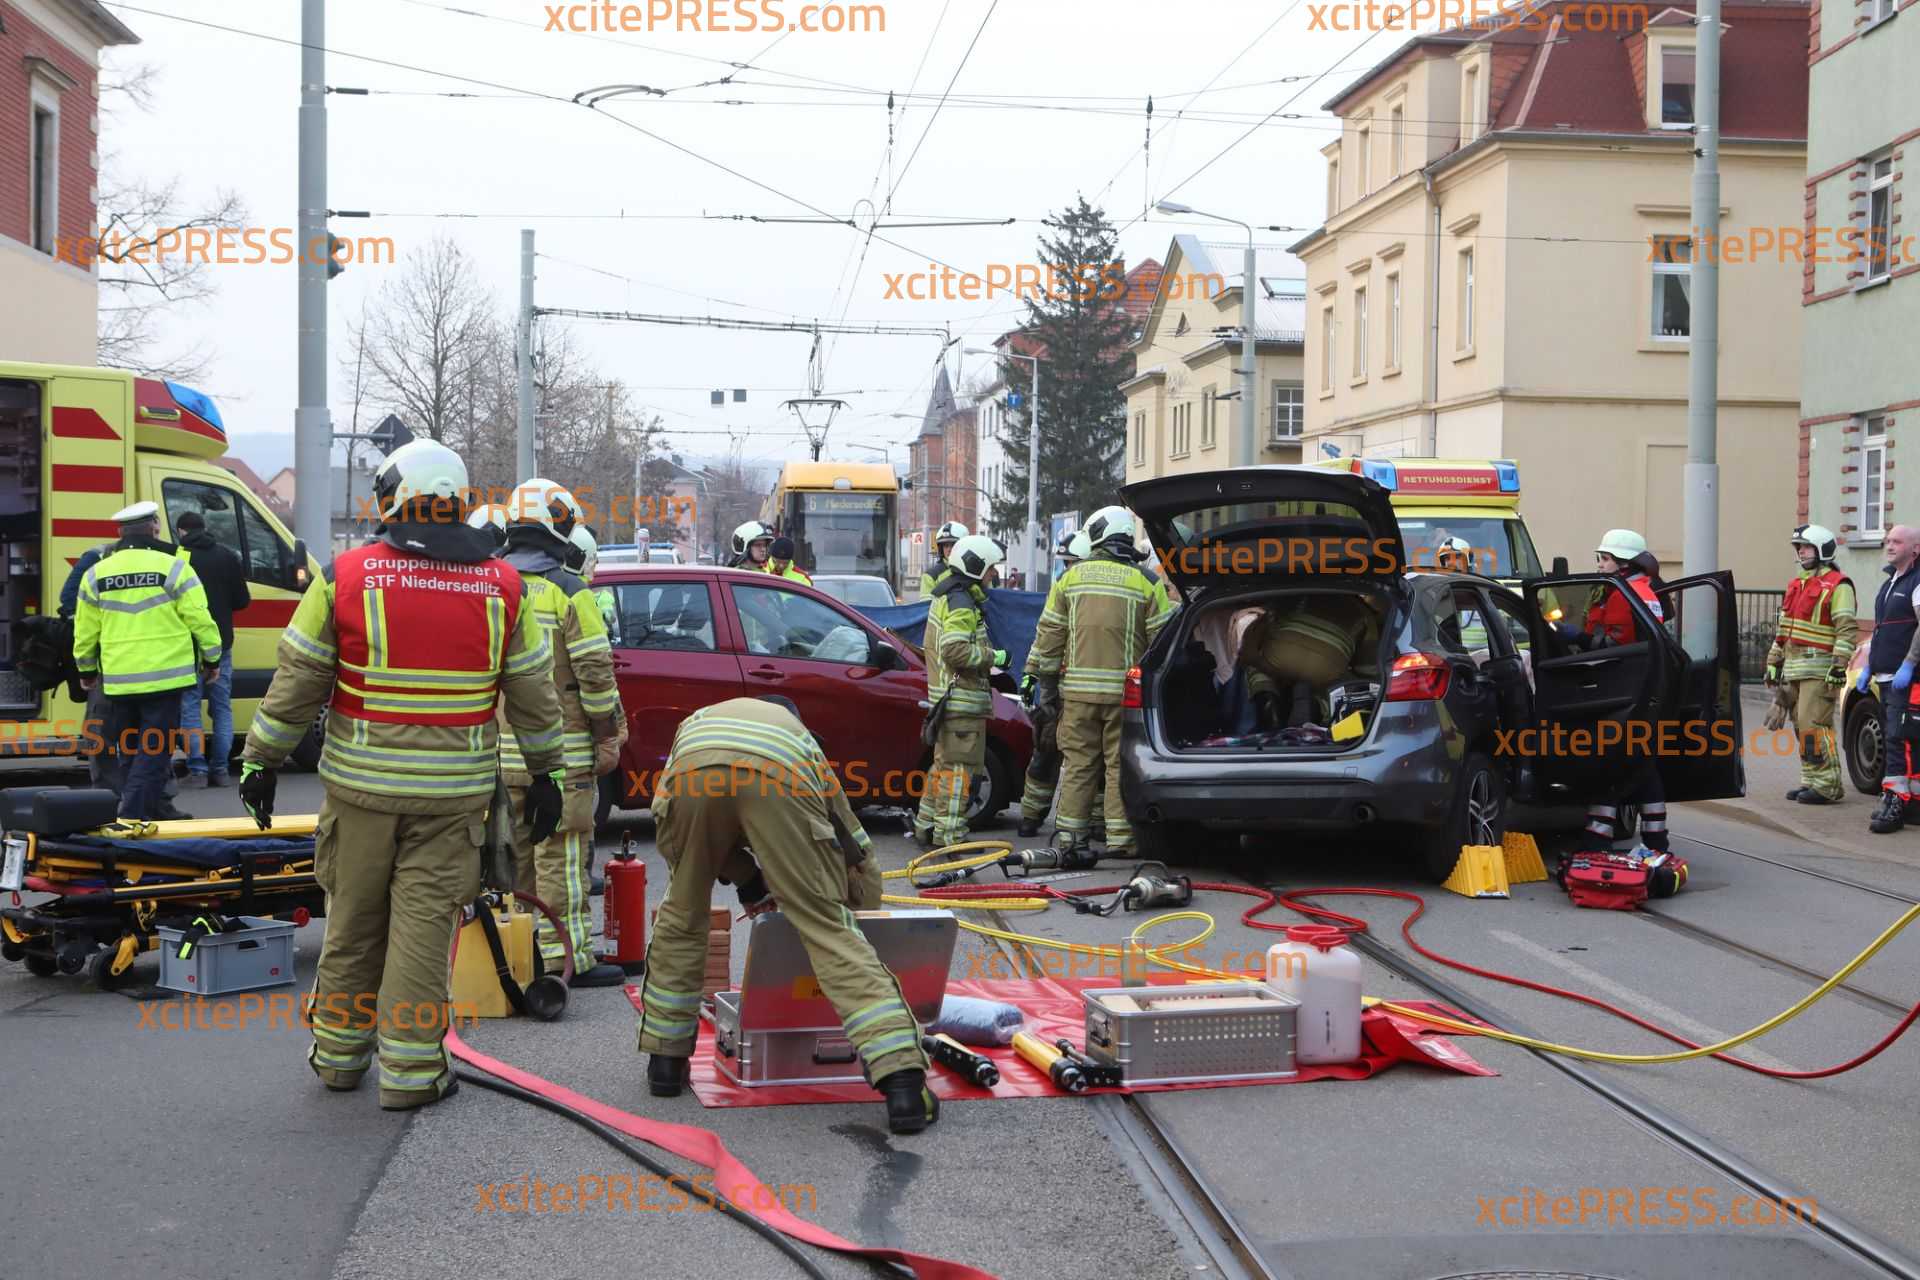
xmin=1493 ymin=461 xmax=1520 ymax=492
xmin=166 ymin=381 xmax=225 ymax=430
xmin=1358 ymin=458 xmax=1398 ymax=490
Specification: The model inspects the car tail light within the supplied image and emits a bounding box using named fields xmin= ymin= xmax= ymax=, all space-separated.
xmin=1123 ymin=666 xmax=1143 ymax=709
xmin=1384 ymin=652 xmax=1450 ymax=701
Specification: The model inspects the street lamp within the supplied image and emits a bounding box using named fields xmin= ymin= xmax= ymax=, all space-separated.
xmin=966 ymin=346 xmax=1046 ymax=587
xmin=1156 ymin=199 xmax=1257 ymax=469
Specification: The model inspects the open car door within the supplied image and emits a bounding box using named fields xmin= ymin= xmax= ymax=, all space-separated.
xmin=1653 ymin=570 xmax=1745 ymax=802
xmin=1521 ymin=575 xmax=1669 ymax=798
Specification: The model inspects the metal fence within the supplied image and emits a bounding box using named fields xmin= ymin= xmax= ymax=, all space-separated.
xmin=1734 ymin=589 xmax=1783 ymax=682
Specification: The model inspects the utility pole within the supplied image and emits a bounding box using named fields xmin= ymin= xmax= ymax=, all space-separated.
xmin=295 ymin=0 xmax=330 ymax=555
xmin=517 ymin=230 xmax=536 ymax=482
xmin=1239 ymin=240 xmax=1257 ymax=468
xmin=1683 ymin=0 xmax=1721 ymax=576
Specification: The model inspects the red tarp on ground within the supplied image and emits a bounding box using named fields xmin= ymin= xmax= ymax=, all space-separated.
xmin=624 ymin=973 xmax=1496 ymax=1108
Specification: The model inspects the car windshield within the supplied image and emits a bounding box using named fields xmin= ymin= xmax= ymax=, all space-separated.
xmin=1396 ymin=517 xmax=1543 ymax=578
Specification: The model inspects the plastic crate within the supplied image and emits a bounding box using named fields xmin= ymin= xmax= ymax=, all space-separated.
xmin=156 ymin=916 xmax=297 ymax=995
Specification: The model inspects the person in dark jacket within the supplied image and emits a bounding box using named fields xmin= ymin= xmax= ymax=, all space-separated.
xmin=175 ymin=511 xmax=251 ymax=786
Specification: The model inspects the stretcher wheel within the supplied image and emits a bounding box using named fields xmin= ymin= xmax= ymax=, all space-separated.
xmin=1 ymin=941 xmax=23 ymax=962
xmin=56 ymin=942 xmax=88 ymax=975
xmin=24 ymin=953 xmax=58 ymax=978
xmin=89 ymin=949 xmax=130 ymax=992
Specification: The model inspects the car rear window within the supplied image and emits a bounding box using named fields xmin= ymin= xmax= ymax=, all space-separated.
xmin=1157 ymin=503 xmax=1400 ymax=576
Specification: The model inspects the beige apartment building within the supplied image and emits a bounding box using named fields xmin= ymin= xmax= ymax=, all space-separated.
xmin=1122 ymin=235 xmax=1306 ymax=484
xmin=1290 ymin=0 xmax=1809 ymax=586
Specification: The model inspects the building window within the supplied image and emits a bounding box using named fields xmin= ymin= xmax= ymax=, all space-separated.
xmin=1457 ymin=249 xmax=1475 ymax=350
xmin=1352 ymin=287 xmax=1369 ymax=380
xmin=1870 ymin=0 xmax=1898 ymax=20
xmin=30 ymin=103 xmax=59 ymax=256
xmin=1865 ymin=417 xmax=1889 ymax=535
xmin=1171 ymin=402 xmax=1190 ymax=458
xmin=1272 ymin=383 xmax=1304 ymax=441
xmin=1387 ymin=273 xmax=1402 ymax=371
xmin=1321 ymin=306 xmax=1336 ymax=392
xmin=1462 ymin=66 xmax=1480 ymax=141
xmin=1200 ymin=388 xmax=1217 ymax=449
xmin=1661 ymin=50 xmax=1695 ymax=127
xmin=1390 ymin=104 xmax=1405 ymax=177
xmin=1651 ymin=235 xmax=1692 ymax=339
xmin=1327 ymin=157 xmax=1341 ymax=218
xmin=1358 ymin=127 xmax=1372 ymax=197
xmin=1132 ymin=412 xmax=1146 ymax=464
xmin=1867 ymin=154 xmax=1895 ymax=283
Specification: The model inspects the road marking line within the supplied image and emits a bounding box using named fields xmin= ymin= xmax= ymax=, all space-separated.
xmin=1488 ymin=929 xmax=1803 ymax=1073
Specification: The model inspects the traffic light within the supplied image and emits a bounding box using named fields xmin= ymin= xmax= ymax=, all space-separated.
xmin=326 ymin=232 xmax=346 ymax=280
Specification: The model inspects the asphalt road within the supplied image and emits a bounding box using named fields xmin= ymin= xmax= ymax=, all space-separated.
xmin=4 ymin=766 xmax=1918 ymax=1280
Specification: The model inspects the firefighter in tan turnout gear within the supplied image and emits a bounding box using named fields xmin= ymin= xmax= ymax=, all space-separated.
xmin=1024 ymin=506 xmax=1175 ymax=858
xmin=1766 ymin=524 xmax=1857 ymax=806
xmin=639 ymin=695 xmax=939 ymax=1136
xmin=911 ymin=534 xmax=1006 ymax=850
xmin=239 ymin=440 xmax=566 ymax=1110
xmin=494 ymin=480 xmax=628 ymax=988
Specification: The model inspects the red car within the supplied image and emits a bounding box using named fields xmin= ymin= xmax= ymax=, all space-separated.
xmin=594 ymin=565 xmax=1033 ymax=826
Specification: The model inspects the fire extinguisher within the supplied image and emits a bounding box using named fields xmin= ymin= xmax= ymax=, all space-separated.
xmin=603 ymin=832 xmax=648 ymax=974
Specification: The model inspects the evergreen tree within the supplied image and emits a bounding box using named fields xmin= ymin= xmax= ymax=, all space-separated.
xmin=989 ymin=197 xmax=1135 ymax=562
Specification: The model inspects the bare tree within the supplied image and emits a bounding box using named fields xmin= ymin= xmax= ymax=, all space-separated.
xmin=357 ymin=237 xmax=496 ymax=442
xmin=93 ymin=60 xmax=248 ymax=380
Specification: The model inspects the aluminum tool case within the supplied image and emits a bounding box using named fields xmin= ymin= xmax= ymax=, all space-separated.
xmin=710 ymin=909 xmax=958 ymax=1087
xmin=1082 ymin=984 xmax=1299 ymax=1085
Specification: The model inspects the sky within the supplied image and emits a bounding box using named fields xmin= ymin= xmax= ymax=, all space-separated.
xmin=98 ymin=0 xmax=1385 ymax=481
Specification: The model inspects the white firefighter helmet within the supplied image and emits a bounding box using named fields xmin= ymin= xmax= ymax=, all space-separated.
xmin=1435 ymin=535 xmax=1473 ymax=570
xmin=1595 ymin=528 xmax=1648 ymax=561
xmin=1792 ymin=524 xmax=1838 ymax=562
xmin=731 ymin=520 xmax=774 ymax=558
xmin=568 ymin=524 xmax=599 ymax=580
xmin=506 ymin=478 xmax=585 ymax=544
xmin=1083 ymin=505 xmax=1137 ymax=554
xmin=372 ymin=440 xmax=469 ymax=522
xmin=465 ymin=502 xmax=510 ymax=550
xmin=1066 ymin=530 xmax=1092 ymax=561
xmin=934 ymin=521 xmax=969 ymax=549
xmin=949 ymin=533 xmax=1005 ymax=582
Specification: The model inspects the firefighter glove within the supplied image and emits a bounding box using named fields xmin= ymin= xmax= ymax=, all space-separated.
xmin=992 ymin=648 xmax=1008 ymax=669
xmin=1826 ymin=664 xmax=1848 ymax=688
xmin=1896 ymin=661 xmax=1916 ymax=693
xmin=524 ymin=771 xmax=564 ymax=847
xmin=1764 ymin=663 xmax=1780 ymax=687
xmin=735 ymin=869 xmax=770 ymax=909
xmin=1019 ymin=674 xmax=1038 ymax=708
xmin=239 ymin=762 xmax=276 ymax=831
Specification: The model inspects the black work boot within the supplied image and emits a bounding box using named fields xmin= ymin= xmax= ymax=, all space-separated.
xmin=1796 ymin=790 xmax=1836 ymax=806
xmin=1017 ymin=815 xmax=1042 ymax=839
xmin=1785 ymin=787 xmax=1807 ymax=801
xmin=1871 ymin=791 xmax=1908 ymax=834
xmin=880 ymin=1068 xmax=939 ymax=1135
xmin=648 ymin=1054 xmax=690 ymax=1097
xmin=570 ymin=961 xmax=626 ymax=988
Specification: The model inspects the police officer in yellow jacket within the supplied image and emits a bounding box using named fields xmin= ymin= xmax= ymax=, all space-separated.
xmin=238 ymin=441 xmax=566 ymax=1111
xmin=640 ymin=695 xmax=937 ymax=1135
xmin=912 ymin=535 xmax=1006 ymax=850
xmin=1025 ymin=506 xmax=1175 ymax=857
xmin=495 ymin=479 xmax=627 ymax=987
xmin=72 ymin=501 xmax=223 ymax=821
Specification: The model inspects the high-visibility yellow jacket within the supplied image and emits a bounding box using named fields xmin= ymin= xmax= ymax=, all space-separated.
xmin=928 ymin=575 xmax=994 ymax=717
xmin=1025 ymin=552 xmax=1175 ymax=705
xmin=499 ymin=566 xmax=621 ymax=782
xmin=242 ymin=541 xmax=564 ymax=815
xmin=73 ymin=536 xmax=223 ymax=696
xmin=768 ymin=563 xmax=812 ymax=585
xmin=918 ymin=559 xmax=948 ymax=601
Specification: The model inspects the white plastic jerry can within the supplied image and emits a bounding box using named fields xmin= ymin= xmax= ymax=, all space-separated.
xmin=1266 ymin=925 xmax=1363 ymax=1065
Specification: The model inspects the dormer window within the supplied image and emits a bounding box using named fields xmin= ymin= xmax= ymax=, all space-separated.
xmin=1660 ymin=49 xmax=1695 ymax=126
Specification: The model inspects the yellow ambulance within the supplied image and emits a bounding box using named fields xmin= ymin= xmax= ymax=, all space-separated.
xmin=1308 ymin=457 xmax=1551 ymax=584
xmin=0 ymin=361 xmax=324 ymax=767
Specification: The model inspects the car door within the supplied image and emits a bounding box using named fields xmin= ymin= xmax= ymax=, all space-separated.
xmin=606 ymin=577 xmax=742 ymax=802
xmin=1652 ymin=570 xmax=1745 ymax=802
xmin=1429 ymin=579 xmax=1505 ymax=749
xmin=723 ymin=579 xmax=926 ymax=798
xmin=1521 ymin=574 xmax=1668 ymax=796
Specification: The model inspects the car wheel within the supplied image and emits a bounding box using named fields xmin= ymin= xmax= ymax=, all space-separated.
xmin=287 ymin=709 xmax=326 ymax=772
xmin=1135 ymin=819 xmax=1209 ymax=867
xmin=1414 ymin=751 xmax=1507 ymax=884
xmin=1845 ymin=695 xmax=1884 ymax=796
xmin=966 ymin=745 xmax=1013 ymax=822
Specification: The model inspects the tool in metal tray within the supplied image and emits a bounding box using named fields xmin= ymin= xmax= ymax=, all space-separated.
xmin=1082 ymin=983 xmax=1299 ymax=1086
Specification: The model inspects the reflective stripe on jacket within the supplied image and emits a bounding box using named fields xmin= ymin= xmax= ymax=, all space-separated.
xmin=242 ymin=543 xmax=565 ymax=814
xmin=499 ymin=569 xmax=618 ymax=780
xmin=930 ymin=578 xmax=994 ymax=717
xmin=72 ymin=540 xmax=223 ymax=695
xmin=1025 ymin=553 xmax=1175 ymax=705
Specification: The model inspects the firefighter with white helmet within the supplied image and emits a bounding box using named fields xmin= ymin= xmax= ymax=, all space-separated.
xmin=912 ymin=534 xmax=1006 ymax=849
xmin=239 ymin=440 xmax=566 ymax=1109
xmin=920 ymin=521 xmax=970 ymax=599
xmin=1018 ymin=529 xmax=1106 ymax=840
xmin=466 ymin=502 xmax=510 ymax=551
xmin=729 ymin=521 xmax=773 ymax=570
xmin=495 ymin=479 xmax=627 ymax=987
xmin=1025 ymin=506 xmax=1174 ymax=857
xmin=1767 ymin=524 xmax=1855 ymax=806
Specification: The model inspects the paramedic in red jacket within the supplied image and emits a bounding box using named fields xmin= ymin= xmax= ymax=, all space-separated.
xmin=1557 ymin=530 xmax=1671 ymax=854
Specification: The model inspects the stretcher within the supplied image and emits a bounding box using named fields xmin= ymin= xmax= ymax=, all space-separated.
xmin=1 ymin=805 xmax=325 ymax=991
